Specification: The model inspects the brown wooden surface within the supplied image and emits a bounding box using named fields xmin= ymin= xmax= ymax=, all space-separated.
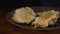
xmin=0 ymin=7 xmax=60 ymax=34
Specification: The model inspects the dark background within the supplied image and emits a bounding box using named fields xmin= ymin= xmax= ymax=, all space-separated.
xmin=0 ymin=0 xmax=60 ymax=8
xmin=0 ymin=0 xmax=60 ymax=6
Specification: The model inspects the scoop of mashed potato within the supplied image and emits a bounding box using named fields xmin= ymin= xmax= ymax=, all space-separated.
xmin=12 ymin=7 xmax=36 ymax=24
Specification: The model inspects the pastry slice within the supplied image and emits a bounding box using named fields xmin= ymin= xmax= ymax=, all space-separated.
xmin=32 ymin=10 xmax=59 ymax=28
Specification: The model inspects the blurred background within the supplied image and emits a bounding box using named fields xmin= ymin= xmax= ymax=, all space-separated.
xmin=0 ymin=0 xmax=60 ymax=9
xmin=0 ymin=0 xmax=60 ymax=16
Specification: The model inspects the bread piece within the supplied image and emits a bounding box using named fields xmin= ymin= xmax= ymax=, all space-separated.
xmin=12 ymin=7 xmax=36 ymax=24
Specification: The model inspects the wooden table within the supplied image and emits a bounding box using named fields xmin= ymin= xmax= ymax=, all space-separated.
xmin=0 ymin=7 xmax=60 ymax=34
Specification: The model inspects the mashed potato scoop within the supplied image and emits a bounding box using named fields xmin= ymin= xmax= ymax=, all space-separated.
xmin=12 ymin=7 xmax=36 ymax=24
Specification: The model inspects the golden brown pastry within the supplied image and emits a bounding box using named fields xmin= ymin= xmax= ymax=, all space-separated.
xmin=48 ymin=10 xmax=59 ymax=25
xmin=32 ymin=10 xmax=59 ymax=28
xmin=32 ymin=17 xmax=49 ymax=28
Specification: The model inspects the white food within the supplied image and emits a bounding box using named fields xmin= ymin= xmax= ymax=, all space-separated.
xmin=12 ymin=7 xmax=36 ymax=24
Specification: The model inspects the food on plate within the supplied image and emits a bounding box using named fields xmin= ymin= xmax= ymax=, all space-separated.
xmin=32 ymin=17 xmax=49 ymax=28
xmin=12 ymin=7 xmax=36 ymax=24
xmin=11 ymin=7 xmax=60 ymax=28
xmin=32 ymin=10 xmax=60 ymax=28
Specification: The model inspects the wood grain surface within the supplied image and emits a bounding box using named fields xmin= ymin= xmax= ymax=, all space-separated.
xmin=0 ymin=7 xmax=60 ymax=34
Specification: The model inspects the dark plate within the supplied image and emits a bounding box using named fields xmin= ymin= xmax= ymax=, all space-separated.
xmin=6 ymin=7 xmax=60 ymax=30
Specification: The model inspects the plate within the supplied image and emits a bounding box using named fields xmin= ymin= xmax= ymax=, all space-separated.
xmin=6 ymin=7 xmax=60 ymax=30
